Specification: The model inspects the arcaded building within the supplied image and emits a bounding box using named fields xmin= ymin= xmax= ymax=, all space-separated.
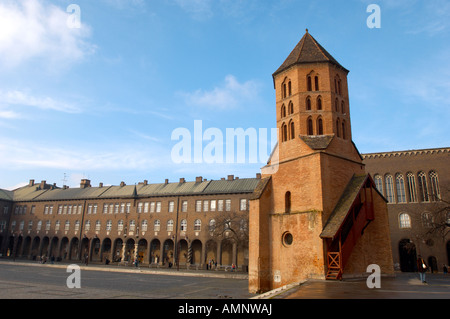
xmin=362 ymin=148 xmax=449 ymax=273
xmin=0 ymin=175 xmax=260 ymax=269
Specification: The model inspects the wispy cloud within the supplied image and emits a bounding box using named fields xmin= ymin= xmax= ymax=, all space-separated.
xmin=179 ymin=75 xmax=261 ymax=110
xmin=0 ymin=90 xmax=82 ymax=114
xmin=0 ymin=0 xmax=95 ymax=68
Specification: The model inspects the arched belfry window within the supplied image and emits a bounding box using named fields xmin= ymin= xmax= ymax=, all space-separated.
xmin=307 ymin=76 xmax=312 ymax=91
xmin=285 ymin=191 xmax=291 ymax=213
xmin=429 ymin=170 xmax=441 ymax=201
xmin=335 ymin=99 xmax=339 ymax=112
xmin=281 ymin=104 xmax=286 ymax=118
xmin=281 ymin=123 xmax=288 ymax=142
xmin=317 ymin=117 xmax=323 ymax=135
xmin=289 ymin=120 xmax=295 ymax=140
xmin=418 ymin=171 xmax=429 ymax=202
xmin=317 ymin=96 xmax=322 ymax=110
xmin=341 ymin=101 xmax=345 ymax=114
xmin=315 ymin=76 xmax=319 ymax=91
xmin=336 ymin=119 xmax=340 ymax=137
xmin=341 ymin=120 xmax=346 ymax=140
xmin=306 ymin=97 xmax=312 ymax=110
xmin=307 ymin=117 xmax=313 ymax=136
xmin=288 ymin=81 xmax=292 ymax=96
xmin=288 ymin=101 xmax=294 ymax=115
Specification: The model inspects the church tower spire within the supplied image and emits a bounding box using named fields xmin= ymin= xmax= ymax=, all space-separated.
xmin=271 ymin=30 xmax=355 ymax=164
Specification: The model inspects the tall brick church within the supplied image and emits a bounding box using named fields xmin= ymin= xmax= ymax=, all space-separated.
xmin=248 ymin=30 xmax=394 ymax=293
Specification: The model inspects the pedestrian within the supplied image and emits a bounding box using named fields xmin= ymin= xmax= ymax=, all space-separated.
xmin=443 ymin=264 xmax=448 ymax=275
xmin=417 ymin=255 xmax=427 ymax=283
xmin=84 ymin=253 xmax=89 ymax=266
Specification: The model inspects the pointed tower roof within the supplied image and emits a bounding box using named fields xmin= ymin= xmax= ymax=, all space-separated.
xmin=273 ymin=29 xmax=348 ymax=77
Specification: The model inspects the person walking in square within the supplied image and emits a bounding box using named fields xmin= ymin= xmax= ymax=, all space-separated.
xmin=417 ymin=255 xmax=427 ymax=283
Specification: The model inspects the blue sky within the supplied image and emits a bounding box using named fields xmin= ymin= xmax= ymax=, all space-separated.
xmin=0 ymin=0 xmax=449 ymax=190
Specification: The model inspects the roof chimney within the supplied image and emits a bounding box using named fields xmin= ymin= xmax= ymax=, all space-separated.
xmin=179 ymin=178 xmax=185 ymax=183
xmin=120 ymin=181 xmax=126 ymax=187
xmin=99 ymin=182 xmax=103 ymax=188
xmin=196 ymin=176 xmax=203 ymax=183
xmin=80 ymin=179 xmax=91 ymax=189
xmin=256 ymin=173 xmax=261 ymax=179
xmin=227 ymin=175 xmax=234 ymax=181
xmin=29 ymin=179 xmax=35 ymax=187
xmin=143 ymin=180 xmax=148 ymax=186
xmin=165 ymin=179 xmax=169 ymax=185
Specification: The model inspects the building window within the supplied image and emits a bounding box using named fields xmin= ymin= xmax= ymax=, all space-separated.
xmin=218 ymin=200 xmax=224 ymax=211
xmin=289 ymin=120 xmax=295 ymax=140
xmin=317 ymin=118 xmax=323 ymax=135
xmin=307 ymin=118 xmax=313 ymax=136
xmin=74 ymin=220 xmax=80 ymax=231
xmin=168 ymin=201 xmax=174 ymax=213
xmin=341 ymin=121 xmax=346 ymax=140
xmin=180 ymin=219 xmax=187 ymax=232
xmin=65 ymin=220 xmax=70 ymax=231
xmin=155 ymin=202 xmax=161 ymax=213
xmin=209 ymin=219 xmax=216 ymax=232
xmin=27 ymin=221 xmax=33 ymax=231
xmin=418 ymin=171 xmax=429 ymax=202
xmin=285 ymin=191 xmax=291 ymax=213
xmin=336 ymin=119 xmax=340 ymax=137
xmin=335 ymin=98 xmax=339 ymax=112
xmin=118 ymin=220 xmax=124 ymax=232
xmin=210 ymin=200 xmax=216 ymax=211
xmin=288 ymin=101 xmax=294 ymax=114
xmin=406 ymin=172 xmax=417 ymax=202
xmin=429 ymin=170 xmax=440 ymax=201
xmin=144 ymin=202 xmax=149 ymax=213
xmin=317 ymin=96 xmax=322 ymax=110
xmin=288 ymin=81 xmax=292 ymax=96
xmin=385 ymin=174 xmax=395 ymax=203
xmin=126 ymin=203 xmax=131 ymax=213
xmin=141 ymin=220 xmax=147 ymax=232
xmin=306 ymin=97 xmax=312 ymax=110
xmin=281 ymin=123 xmax=287 ymax=142
xmin=85 ymin=220 xmax=91 ymax=231
xmin=376 ymin=173 xmax=385 ymax=195
xmin=154 ymin=220 xmax=160 ymax=232
xmin=182 ymin=200 xmax=188 ymax=212
xmin=315 ymin=76 xmax=319 ymax=91
xmin=421 ymin=212 xmax=433 ymax=228
xmin=281 ymin=105 xmax=286 ymax=118
xmin=307 ymin=75 xmax=312 ymax=91
xmin=95 ymin=220 xmax=101 ymax=232
xmin=396 ymin=174 xmax=406 ymax=203
xmin=341 ymin=101 xmax=345 ymax=114
xmin=240 ymin=199 xmax=247 ymax=211
xmin=129 ymin=220 xmax=136 ymax=232
xmin=167 ymin=220 xmax=174 ymax=232
xmin=225 ymin=199 xmax=231 ymax=211
xmin=137 ymin=203 xmax=142 ymax=213
xmin=399 ymin=213 xmax=411 ymax=229
xmin=45 ymin=220 xmax=51 ymax=231
xmin=114 ymin=203 xmax=119 ymax=214
xmin=106 ymin=220 xmax=112 ymax=231
xmin=203 ymin=200 xmax=209 ymax=212
xmin=196 ymin=200 xmax=202 ymax=212
xmin=194 ymin=219 xmax=201 ymax=231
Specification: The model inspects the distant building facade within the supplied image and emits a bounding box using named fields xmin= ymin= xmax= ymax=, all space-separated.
xmin=362 ymin=148 xmax=449 ymax=273
xmin=0 ymin=175 xmax=260 ymax=269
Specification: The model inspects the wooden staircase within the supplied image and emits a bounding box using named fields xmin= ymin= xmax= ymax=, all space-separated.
xmin=324 ymin=176 xmax=376 ymax=280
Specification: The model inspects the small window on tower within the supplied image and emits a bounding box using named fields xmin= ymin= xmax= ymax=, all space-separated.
xmin=288 ymin=81 xmax=292 ymax=96
xmin=307 ymin=76 xmax=312 ymax=91
xmin=317 ymin=118 xmax=323 ymax=135
xmin=317 ymin=96 xmax=322 ymax=110
xmin=307 ymin=118 xmax=313 ymax=136
xmin=315 ymin=76 xmax=319 ymax=91
xmin=306 ymin=97 xmax=312 ymax=110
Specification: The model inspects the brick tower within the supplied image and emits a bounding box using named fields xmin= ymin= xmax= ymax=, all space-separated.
xmin=249 ymin=30 xmax=394 ymax=293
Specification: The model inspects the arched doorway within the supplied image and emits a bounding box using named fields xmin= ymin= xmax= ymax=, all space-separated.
xmin=162 ymin=239 xmax=174 ymax=266
xmin=49 ymin=237 xmax=59 ymax=259
xmin=124 ymin=238 xmax=135 ymax=262
xmin=149 ymin=239 xmax=161 ymax=264
xmin=80 ymin=237 xmax=90 ymax=260
xmin=113 ymin=238 xmax=123 ymax=262
xmin=137 ymin=239 xmax=147 ymax=264
xmin=60 ymin=237 xmax=69 ymax=260
xmin=31 ymin=237 xmax=40 ymax=259
xmin=22 ymin=236 xmax=32 ymax=258
xmin=40 ymin=237 xmax=50 ymax=257
xmin=191 ymin=240 xmax=202 ymax=266
xmin=178 ymin=239 xmax=188 ymax=265
xmin=69 ymin=238 xmax=79 ymax=260
xmin=101 ymin=238 xmax=112 ymax=262
xmin=205 ymin=240 xmax=217 ymax=265
xmin=428 ymin=256 xmax=438 ymax=273
xmin=91 ymin=237 xmax=101 ymax=262
xmin=221 ymin=239 xmax=234 ymax=266
xmin=399 ymin=239 xmax=417 ymax=272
